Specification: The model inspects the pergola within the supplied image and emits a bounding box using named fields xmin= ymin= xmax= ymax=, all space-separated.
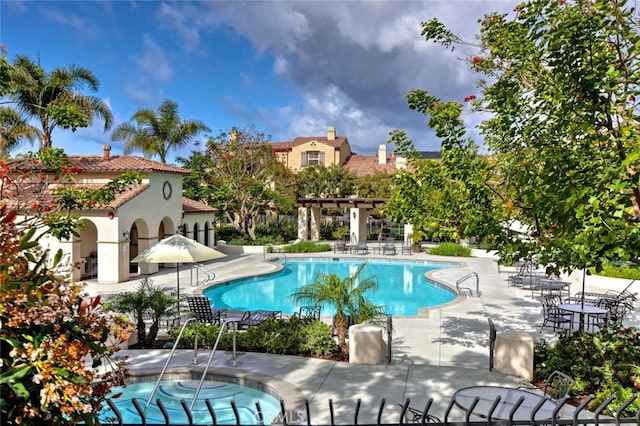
xmin=297 ymin=197 xmax=389 ymax=243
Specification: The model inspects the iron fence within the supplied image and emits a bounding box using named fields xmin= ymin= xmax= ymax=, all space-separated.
xmin=102 ymin=393 xmax=640 ymax=426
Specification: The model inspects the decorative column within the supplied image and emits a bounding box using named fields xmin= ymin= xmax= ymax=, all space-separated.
xmin=297 ymin=207 xmax=309 ymax=241
xmin=349 ymin=208 xmax=367 ymax=243
xmin=310 ymin=207 xmax=321 ymax=241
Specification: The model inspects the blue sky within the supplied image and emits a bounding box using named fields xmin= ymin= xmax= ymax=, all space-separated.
xmin=1 ymin=0 xmax=513 ymax=164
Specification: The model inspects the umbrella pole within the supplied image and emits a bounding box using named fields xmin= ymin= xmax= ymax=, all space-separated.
xmin=176 ymin=264 xmax=181 ymax=320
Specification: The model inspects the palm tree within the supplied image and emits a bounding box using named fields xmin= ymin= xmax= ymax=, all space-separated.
xmin=111 ymin=100 xmax=210 ymax=163
xmin=7 ymin=55 xmax=113 ymax=151
xmin=0 ymin=107 xmax=40 ymax=157
xmin=108 ymin=278 xmax=177 ymax=348
xmin=290 ymin=262 xmax=387 ymax=354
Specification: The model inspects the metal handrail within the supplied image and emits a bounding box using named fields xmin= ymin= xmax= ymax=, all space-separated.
xmin=456 ymin=272 xmax=480 ymax=296
xmin=190 ymin=318 xmax=240 ymax=410
xmin=145 ymin=317 xmax=240 ymax=410
xmin=190 ymin=263 xmax=215 ymax=287
xmin=145 ymin=317 xmax=197 ymax=408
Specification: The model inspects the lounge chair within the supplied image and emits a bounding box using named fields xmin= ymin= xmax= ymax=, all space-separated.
xmin=238 ymin=310 xmax=281 ymax=329
xmin=187 ymin=296 xmax=224 ymax=325
xmin=382 ymin=237 xmax=396 ymax=255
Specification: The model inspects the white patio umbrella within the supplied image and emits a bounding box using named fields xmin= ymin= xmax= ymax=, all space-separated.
xmin=131 ymin=234 xmax=226 ymax=316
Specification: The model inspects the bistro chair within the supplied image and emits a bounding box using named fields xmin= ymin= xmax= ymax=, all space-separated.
xmin=488 ymin=317 xmax=497 ymax=371
xmin=397 ymin=399 xmax=441 ymax=424
xmin=539 ymin=295 xmax=572 ymax=332
xmin=519 ymin=370 xmax=575 ymax=402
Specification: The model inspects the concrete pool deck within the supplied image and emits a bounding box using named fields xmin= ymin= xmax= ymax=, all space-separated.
xmin=86 ymin=249 xmax=640 ymax=423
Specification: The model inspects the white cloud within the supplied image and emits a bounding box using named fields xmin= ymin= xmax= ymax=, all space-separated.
xmin=273 ymin=56 xmax=288 ymax=76
xmin=134 ymin=34 xmax=174 ymax=83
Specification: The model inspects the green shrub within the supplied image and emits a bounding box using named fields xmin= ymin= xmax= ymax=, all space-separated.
xmin=534 ymin=326 xmax=640 ymax=417
xmin=168 ymin=322 xmax=221 ymax=349
xmin=168 ymin=317 xmax=339 ymax=358
xmin=216 ymin=225 xmax=243 ymax=243
xmin=427 ymin=242 xmax=472 ymax=257
xmin=591 ymin=264 xmax=640 ymax=280
xmin=282 ymin=241 xmax=332 ymax=253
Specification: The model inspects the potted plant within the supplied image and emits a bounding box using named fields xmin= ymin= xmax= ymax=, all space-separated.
xmin=410 ymin=231 xmax=426 ymax=253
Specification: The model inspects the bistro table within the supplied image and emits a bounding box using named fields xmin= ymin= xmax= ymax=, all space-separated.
xmin=558 ymin=303 xmax=607 ymax=331
xmin=453 ymin=386 xmax=557 ymax=421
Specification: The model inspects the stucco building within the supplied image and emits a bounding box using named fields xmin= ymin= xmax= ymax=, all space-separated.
xmin=9 ymin=145 xmax=216 ymax=284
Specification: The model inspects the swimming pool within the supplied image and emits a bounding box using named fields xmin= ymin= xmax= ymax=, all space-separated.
xmin=203 ymin=259 xmax=456 ymax=316
xmin=102 ymin=380 xmax=282 ymax=425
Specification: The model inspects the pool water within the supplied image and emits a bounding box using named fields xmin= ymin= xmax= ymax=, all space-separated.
xmin=203 ymin=259 xmax=455 ymax=316
xmin=102 ymin=380 xmax=282 ymax=425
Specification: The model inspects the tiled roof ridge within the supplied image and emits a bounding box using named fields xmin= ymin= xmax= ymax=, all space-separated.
xmin=9 ymin=154 xmax=190 ymax=175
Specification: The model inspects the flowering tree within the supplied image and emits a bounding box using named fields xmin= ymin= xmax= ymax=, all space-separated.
xmin=393 ymin=0 xmax=640 ymax=272
xmin=179 ymin=126 xmax=295 ymax=240
xmin=0 ymin=148 xmax=138 ymax=425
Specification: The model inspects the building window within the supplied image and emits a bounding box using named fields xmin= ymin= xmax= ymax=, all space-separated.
xmin=302 ymin=151 xmax=325 ymax=167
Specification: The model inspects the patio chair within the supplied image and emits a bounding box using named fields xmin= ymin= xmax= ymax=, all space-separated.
xmin=186 ymin=296 xmax=224 ymax=325
xmin=397 ymin=400 xmax=441 ymax=424
xmin=238 ymin=310 xmax=281 ymax=329
xmin=295 ymin=305 xmax=322 ymax=320
xmin=401 ymin=241 xmax=412 ymax=255
xmin=539 ymin=295 xmax=572 ymax=332
xmin=519 ymin=370 xmax=575 ymax=402
xmin=488 ymin=317 xmax=496 ymax=371
xmin=333 ymin=240 xmax=348 ymax=254
xmin=382 ymin=237 xmax=397 ymax=255
xmin=354 ymin=239 xmax=369 ymax=255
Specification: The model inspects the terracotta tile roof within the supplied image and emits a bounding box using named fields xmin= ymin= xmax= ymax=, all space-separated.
xmin=343 ymin=154 xmax=398 ymax=177
xmin=3 ymin=181 xmax=150 ymax=210
xmin=9 ymin=155 xmax=189 ymax=175
xmin=270 ymin=141 xmax=295 ymax=151
xmin=182 ymin=197 xmax=217 ymax=213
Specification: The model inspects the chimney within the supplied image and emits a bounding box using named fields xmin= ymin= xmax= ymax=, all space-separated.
xmin=396 ymin=156 xmax=407 ymax=170
xmin=378 ymin=144 xmax=387 ymax=165
xmin=229 ymin=128 xmax=239 ymax=143
xmin=327 ymin=126 xmax=336 ymax=140
xmin=103 ymin=145 xmax=111 ymax=160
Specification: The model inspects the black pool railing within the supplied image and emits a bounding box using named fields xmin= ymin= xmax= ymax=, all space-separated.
xmin=101 ymin=393 xmax=640 ymax=426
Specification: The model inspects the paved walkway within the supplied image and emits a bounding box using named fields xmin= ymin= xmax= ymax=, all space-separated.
xmin=86 ymin=248 xmax=639 ymax=423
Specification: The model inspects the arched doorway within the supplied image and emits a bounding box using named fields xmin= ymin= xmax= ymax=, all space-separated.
xmin=193 ymin=223 xmax=200 ymax=242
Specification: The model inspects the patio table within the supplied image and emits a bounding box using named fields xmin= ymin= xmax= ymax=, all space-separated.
xmin=558 ymin=303 xmax=607 ymax=331
xmin=453 ymin=385 xmax=557 ymax=421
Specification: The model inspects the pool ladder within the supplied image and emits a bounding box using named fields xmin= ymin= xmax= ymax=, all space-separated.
xmin=144 ymin=317 xmax=240 ymax=410
xmin=456 ymin=272 xmax=480 ymax=296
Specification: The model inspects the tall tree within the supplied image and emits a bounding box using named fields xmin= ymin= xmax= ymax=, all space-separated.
xmin=295 ymin=164 xmax=355 ymax=198
xmin=111 ymin=100 xmax=210 ymax=164
xmin=179 ymin=126 xmax=295 ymax=240
xmin=399 ymin=0 xmax=640 ymax=272
xmin=0 ymin=107 xmax=40 ymax=157
xmin=6 ymin=55 xmax=113 ymax=151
